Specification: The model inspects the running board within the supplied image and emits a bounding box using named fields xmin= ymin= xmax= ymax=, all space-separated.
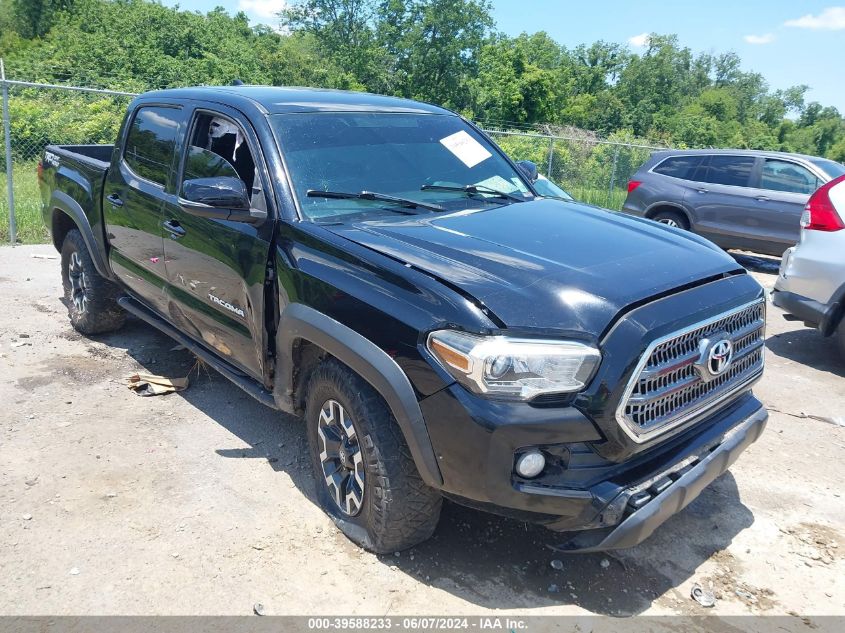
xmin=117 ymin=296 xmax=278 ymax=410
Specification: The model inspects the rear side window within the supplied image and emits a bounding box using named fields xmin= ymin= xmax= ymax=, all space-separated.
xmin=761 ymin=159 xmax=819 ymax=194
xmin=697 ymin=155 xmax=755 ymax=187
xmin=123 ymin=106 xmax=183 ymax=186
xmin=653 ymin=155 xmax=704 ymax=180
xmin=809 ymin=158 xmax=845 ymax=179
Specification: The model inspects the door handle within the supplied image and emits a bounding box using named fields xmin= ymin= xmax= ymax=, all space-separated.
xmin=163 ymin=219 xmax=186 ymax=238
xmin=756 ymin=196 xmax=770 ymax=202
xmin=106 ymin=193 xmax=124 ymax=207
xmin=696 ymin=188 xmax=708 ymax=194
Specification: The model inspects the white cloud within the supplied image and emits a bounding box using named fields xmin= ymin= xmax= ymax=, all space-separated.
xmin=238 ymin=0 xmax=287 ymax=21
xmin=628 ymin=33 xmax=650 ymax=47
xmin=744 ymin=33 xmax=775 ymax=44
xmin=785 ymin=6 xmax=845 ymax=30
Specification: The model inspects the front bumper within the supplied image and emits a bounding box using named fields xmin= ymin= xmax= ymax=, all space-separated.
xmin=775 ymin=235 xmax=844 ymax=336
xmin=771 ymin=289 xmax=829 ymax=331
xmin=421 ymin=379 xmax=767 ymax=540
xmin=417 ymin=275 xmax=768 ymax=548
xmin=550 ymin=404 xmax=767 ymax=552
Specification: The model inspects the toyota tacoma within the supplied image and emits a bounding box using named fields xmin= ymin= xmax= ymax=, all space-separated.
xmin=38 ymin=86 xmax=768 ymax=553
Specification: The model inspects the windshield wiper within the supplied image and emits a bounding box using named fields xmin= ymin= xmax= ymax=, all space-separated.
xmin=420 ymin=184 xmax=528 ymax=203
xmin=307 ymin=189 xmax=444 ymax=213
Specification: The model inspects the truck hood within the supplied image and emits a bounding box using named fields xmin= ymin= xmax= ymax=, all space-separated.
xmin=327 ymin=199 xmax=743 ymax=334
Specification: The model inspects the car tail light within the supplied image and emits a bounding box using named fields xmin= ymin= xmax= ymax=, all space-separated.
xmin=802 ymin=175 xmax=845 ymax=232
xmin=627 ymin=180 xmax=642 ymax=193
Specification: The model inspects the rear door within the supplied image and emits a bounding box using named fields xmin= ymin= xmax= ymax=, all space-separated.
xmin=684 ymin=154 xmax=759 ymax=249
xmin=646 ymin=154 xmax=705 ymax=219
xmin=161 ymin=104 xmax=275 ymax=380
xmin=746 ymin=157 xmax=822 ymax=253
xmin=104 ymin=104 xmax=187 ymax=314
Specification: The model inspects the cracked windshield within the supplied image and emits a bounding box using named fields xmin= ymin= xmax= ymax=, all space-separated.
xmin=271 ymin=112 xmax=533 ymax=221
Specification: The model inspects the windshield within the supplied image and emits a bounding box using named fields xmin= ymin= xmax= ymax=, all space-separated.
xmin=809 ymin=158 xmax=845 ymax=179
xmin=270 ymin=112 xmax=532 ymax=221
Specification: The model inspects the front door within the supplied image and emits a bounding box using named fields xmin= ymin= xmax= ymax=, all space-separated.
xmin=162 ymin=106 xmax=275 ymax=380
xmin=684 ymin=154 xmax=760 ymax=250
xmin=103 ymin=104 xmax=186 ymax=314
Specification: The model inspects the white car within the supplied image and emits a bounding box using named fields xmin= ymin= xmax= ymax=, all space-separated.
xmin=533 ymin=174 xmax=574 ymax=201
xmin=773 ymin=174 xmax=845 ymax=358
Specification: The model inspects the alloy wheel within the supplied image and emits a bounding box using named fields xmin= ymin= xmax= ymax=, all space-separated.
xmin=658 ymin=218 xmax=680 ymax=228
xmin=317 ymin=399 xmax=365 ymax=516
xmin=68 ymin=251 xmax=89 ymax=314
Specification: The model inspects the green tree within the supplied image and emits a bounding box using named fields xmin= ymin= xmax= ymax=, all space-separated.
xmin=570 ymin=41 xmax=626 ymax=95
xmin=281 ymin=0 xmax=387 ymax=91
xmin=0 ymin=0 xmax=843 ymax=163
xmin=380 ymin=0 xmax=493 ymax=107
xmin=471 ymin=35 xmax=557 ymax=123
xmin=829 ymin=137 xmax=845 ymax=162
xmin=10 ymin=0 xmax=75 ymax=38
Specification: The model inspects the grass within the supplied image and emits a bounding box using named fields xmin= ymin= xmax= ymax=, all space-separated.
xmin=568 ymin=186 xmax=628 ymax=210
xmin=0 ymin=161 xmax=49 ymax=244
xmin=0 ymin=160 xmax=629 ymax=246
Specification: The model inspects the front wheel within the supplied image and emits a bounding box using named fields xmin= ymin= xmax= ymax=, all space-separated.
xmin=836 ymin=319 xmax=845 ymax=362
xmin=60 ymin=229 xmax=125 ymax=335
xmin=305 ymin=359 xmax=442 ymax=553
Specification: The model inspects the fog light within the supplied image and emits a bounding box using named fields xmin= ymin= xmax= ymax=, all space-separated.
xmin=515 ymin=450 xmax=546 ymax=478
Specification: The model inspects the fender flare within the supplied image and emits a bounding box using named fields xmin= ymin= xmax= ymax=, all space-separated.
xmin=50 ymin=191 xmax=113 ymax=280
xmin=274 ymin=303 xmax=443 ymax=488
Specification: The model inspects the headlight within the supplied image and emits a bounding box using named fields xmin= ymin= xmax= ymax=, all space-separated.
xmin=426 ymin=330 xmax=601 ymax=401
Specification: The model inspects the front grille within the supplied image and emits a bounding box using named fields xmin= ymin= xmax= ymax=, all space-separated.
xmin=616 ymin=300 xmax=765 ymax=441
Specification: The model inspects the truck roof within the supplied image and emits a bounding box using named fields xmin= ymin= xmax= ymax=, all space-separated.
xmin=138 ymin=85 xmax=453 ymax=116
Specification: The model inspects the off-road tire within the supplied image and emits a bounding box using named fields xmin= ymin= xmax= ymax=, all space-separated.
xmin=305 ymin=358 xmax=442 ymax=553
xmin=652 ymin=209 xmax=689 ymax=230
xmin=836 ymin=318 xmax=845 ymax=361
xmin=60 ymin=229 xmax=125 ymax=335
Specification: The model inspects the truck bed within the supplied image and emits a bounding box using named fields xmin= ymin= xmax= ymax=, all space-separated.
xmin=48 ymin=144 xmax=113 ymax=171
xmin=41 ymin=144 xmax=114 ymax=260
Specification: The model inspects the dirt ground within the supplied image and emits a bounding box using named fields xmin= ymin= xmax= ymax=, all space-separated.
xmin=0 ymin=244 xmax=843 ymax=618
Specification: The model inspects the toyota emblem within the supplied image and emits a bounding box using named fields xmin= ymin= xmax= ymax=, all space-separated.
xmin=695 ymin=335 xmax=734 ymax=382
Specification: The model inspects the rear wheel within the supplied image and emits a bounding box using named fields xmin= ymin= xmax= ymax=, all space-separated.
xmin=305 ymin=359 xmax=442 ymax=553
xmin=651 ymin=209 xmax=689 ymax=230
xmin=60 ymin=229 xmax=125 ymax=335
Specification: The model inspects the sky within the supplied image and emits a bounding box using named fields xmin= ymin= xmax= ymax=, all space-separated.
xmin=162 ymin=1 xmax=845 ymax=111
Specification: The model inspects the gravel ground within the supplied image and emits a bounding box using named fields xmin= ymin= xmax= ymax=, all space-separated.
xmin=0 ymin=244 xmax=843 ymax=618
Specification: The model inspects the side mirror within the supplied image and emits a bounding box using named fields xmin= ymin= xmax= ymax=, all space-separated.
xmin=182 ymin=176 xmax=250 ymax=209
xmin=516 ymin=160 xmax=539 ymax=183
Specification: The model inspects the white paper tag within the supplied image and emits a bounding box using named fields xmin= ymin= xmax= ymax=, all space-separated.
xmin=439 ymin=130 xmax=492 ymax=168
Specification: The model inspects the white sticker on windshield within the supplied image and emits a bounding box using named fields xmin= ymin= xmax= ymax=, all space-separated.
xmin=439 ymin=130 xmax=492 ymax=168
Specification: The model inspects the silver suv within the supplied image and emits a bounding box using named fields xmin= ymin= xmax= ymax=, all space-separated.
xmin=622 ymin=149 xmax=845 ymax=256
xmin=773 ymin=174 xmax=845 ymax=358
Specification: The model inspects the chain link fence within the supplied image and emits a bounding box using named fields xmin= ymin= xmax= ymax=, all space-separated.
xmin=1 ymin=69 xmax=667 ymax=244
xmin=483 ymin=128 xmax=665 ymax=210
xmin=0 ymin=70 xmax=135 ymax=243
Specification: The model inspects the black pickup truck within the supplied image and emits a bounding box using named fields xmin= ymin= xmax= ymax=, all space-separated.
xmin=38 ymin=86 xmax=768 ymax=553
